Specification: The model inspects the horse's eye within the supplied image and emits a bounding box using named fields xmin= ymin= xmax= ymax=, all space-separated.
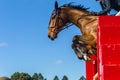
xmin=51 ymin=16 xmax=55 ymax=19
xmin=51 ymin=15 xmax=56 ymax=19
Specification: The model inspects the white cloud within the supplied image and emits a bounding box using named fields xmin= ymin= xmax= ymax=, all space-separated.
xmin=0 ymin=42 xmax=8 ymax=47
xmin=55 ymin=60 xmax=63 ymax=65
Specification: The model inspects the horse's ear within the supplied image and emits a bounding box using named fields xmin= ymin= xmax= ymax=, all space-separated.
xmin=55 ymin=1 xmax=58 ymax=10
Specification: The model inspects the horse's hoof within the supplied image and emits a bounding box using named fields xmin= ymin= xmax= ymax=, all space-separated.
xmin=83 ymin=55 xmax=91 ymax=61
xmin=88 ymin=49 xmax=94 ymax=55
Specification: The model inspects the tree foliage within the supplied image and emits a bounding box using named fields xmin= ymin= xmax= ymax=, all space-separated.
xmin=11 ymin=72 xmax=31 ymax=80
xmin=62 ymin=75 xmax=68 ymax=80
xmin=79 ymin=76 xmax=86 ymax=80
xmin=11 ymin=72 xmax=20 ymax=80
xmin=32 ymin=73 xmax=44 ymax=80
xmin=53 ymin=75 xmax=59 ymax=80
xmin=8 ymin=71 xmax=86 ymax=80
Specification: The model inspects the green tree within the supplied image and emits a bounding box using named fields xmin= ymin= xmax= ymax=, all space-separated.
xmin=11 ymin=72 xmax=20 ymax=80
xmin=32 ymin=73 xmax=38 ymax=80
xmin=53 ymin=75 xmax=59 ymax=80
xmin=79 ymin=76 xmax=86 ymax=80
xmin=11 ymin=72 xmax=31 ymax=80
xmin=62 ymin=75 xmax=68 ymax=80
xmin=19 ymin=72 xmax=31 ymax=80
xmin=38 ymin=73 xmax=44 ymax=80
xmin=32 ymin=73 xmax=44 ymax=80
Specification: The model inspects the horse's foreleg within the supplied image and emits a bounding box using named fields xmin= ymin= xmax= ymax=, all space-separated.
xmin=72 ymin=35 xmax=89 ymax=53
xmin=73 ymin=35 xmax=96 ymax=55
xmin=72 ymin=43 xmax=91 ymax=61
xmin=72 ymin=43 xmax=83 ymax=60
xmin=73 ymin=35 xmax=94 ymax=44
xmin=73 ymin=35 xmax=96 ymax=48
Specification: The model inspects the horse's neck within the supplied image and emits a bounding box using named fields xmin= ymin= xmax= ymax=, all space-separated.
xmin=65 ymin=8 xmax=89 ymax=29
xmin=64 ymin=8 xmax=98 ymax=34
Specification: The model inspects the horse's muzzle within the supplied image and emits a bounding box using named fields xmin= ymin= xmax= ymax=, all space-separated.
xmin=48 ymin=35 xmax=55 ymax=40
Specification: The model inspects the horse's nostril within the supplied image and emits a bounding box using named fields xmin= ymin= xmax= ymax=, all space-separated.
xmin=48 ymin=35 xmax=50 ymax=38
xmin=48 ymin=35 xmax=54 ymax=40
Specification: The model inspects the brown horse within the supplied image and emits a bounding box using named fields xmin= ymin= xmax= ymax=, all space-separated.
xmin=48 ymin=1 xmax=98 ymax=61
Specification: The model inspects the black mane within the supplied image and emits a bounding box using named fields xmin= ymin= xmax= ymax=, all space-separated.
xmin=62 ymin=3 xmax=89 ymax=11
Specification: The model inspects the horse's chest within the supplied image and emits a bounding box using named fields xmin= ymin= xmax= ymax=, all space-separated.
xmin=82 ymin=26 xmax=95 ymax=33
xmin=82 ymin=26 xmax=97 ymax=39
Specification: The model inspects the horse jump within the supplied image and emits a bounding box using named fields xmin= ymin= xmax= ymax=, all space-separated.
xmin=86 ymin=16 xmax=120 ymax=80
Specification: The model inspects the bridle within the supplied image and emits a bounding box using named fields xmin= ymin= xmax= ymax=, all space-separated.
xmin=49 ymin=8 xmax=73 ymax=33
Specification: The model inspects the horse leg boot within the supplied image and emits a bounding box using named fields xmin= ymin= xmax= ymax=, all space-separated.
xmin=72 ymin=43 xmax=91 ymax=61
xmin=72 ymin=43 xmax=83 ymax=60
xmin=74 ymin=43 xmax=92 ymax=61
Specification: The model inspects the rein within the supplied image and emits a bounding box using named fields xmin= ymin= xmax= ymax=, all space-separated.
xmin=56 ymin=13 xmax=74 ymax=31
xmin=61 ymin=23 xmax=73 ymax=30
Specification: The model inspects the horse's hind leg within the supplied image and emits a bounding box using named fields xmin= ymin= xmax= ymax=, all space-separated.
xmin=72 ymin=42 xmax=91 ymax=61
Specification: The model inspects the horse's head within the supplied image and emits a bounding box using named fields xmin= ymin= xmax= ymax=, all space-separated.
xmin=48 ymin=1 xmax=68 ymax=40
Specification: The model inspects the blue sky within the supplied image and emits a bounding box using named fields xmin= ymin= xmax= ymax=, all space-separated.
xmin=0 ymin=0 xmax=104 ymax=80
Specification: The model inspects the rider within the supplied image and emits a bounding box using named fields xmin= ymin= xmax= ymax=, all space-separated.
xmin=95 ymin=0 xmax=120 ymax=16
